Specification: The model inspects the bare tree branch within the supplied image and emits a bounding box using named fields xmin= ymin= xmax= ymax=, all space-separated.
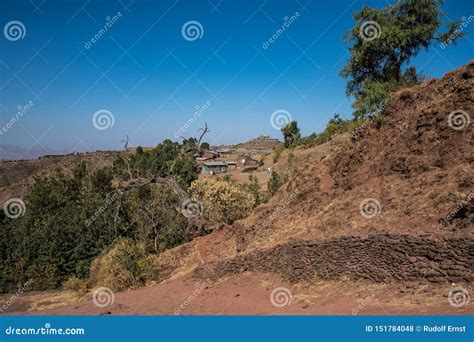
xmin=197 ymin=122 xmax=210 ymax=149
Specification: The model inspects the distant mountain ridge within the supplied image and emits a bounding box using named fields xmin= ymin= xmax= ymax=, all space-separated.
xmin=0 ymin=145 xmax=68 ymax=161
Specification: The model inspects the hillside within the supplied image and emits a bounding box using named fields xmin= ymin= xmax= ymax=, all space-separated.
xmin=1 ymin=62 xmax=473 ymax=315
xmin=0 ymin=152 xmax=120 ymax=205
xmin=233 ymin=135 xmax=282 ymax=151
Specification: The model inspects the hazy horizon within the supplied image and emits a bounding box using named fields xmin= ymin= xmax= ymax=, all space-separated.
xmin=1 ymin=0 xmax=473 ymax=156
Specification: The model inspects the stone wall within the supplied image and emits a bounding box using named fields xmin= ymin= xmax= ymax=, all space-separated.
xmin=195 ymin=234 xmax=473 ymax=284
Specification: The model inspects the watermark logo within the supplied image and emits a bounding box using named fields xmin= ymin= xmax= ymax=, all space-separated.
xmin=0 ymin=101 xmax=34 ymax=136
xmin=4 ymin=198 xmax=26 ymax=219
xmin=0 ymin=280 xmax=33 ymax=313
xmin=448 ymin=109 xmax=470 ymax=131
xmin=359 ymin=198 xmax=382 ymax=219
xmin=448 ymin=287 xmax=469 ymax=308
xmin=270 ymin=109 xmax=292 ymax=130
xmin=351 ymin=100 xmax=386 ymax=141
xmin=439 ymin=193 xmax=472 ymax=227
xmin=262 ymin=189 xmax=300 ymax=228
xmin=92 ymin=109 xmax=115 ymax=130
xmin=174 ymin=279 xmax=211 ymax=315
xmin=441 ymin=16 xmax=474 ymax=49
xmin=359 ymin=21 xmax=381 ymax=42
xmin=352 ymin=282 xmax=386 ymax=315
xmin=4 ymin=20 xmax=26 ymax=41
xmin=84 ymin=11 xmax=123 ymax=50
xmin=270 ymin=287 xmax=292 ymax=308
xmin=92 ymin=287 xmax=115 ymax=307
xmin=181 ymin=199 xmax=204 ymax=218
xmin=173 ymin=100 xmax=211 ymax=139
xmin=181 ymin=20 xmax=204 ymax=41
xmin=262 ymin=11 xmax=300 ymax=49
xmin=85 ymin=191 xmax=122 ymax=227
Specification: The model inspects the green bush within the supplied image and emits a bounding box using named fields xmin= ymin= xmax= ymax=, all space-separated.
xmin=190 ymin=178 xmax=256 ymax=224
xmin=267 ymin=171 xmax=282 ymax=197
xmin=302 ymin=114 xmax=354 ymax=147
xmin=89 ymin=238 xmax=150 ymax=291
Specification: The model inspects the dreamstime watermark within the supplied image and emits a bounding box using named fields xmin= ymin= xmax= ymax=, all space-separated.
xmin=352 ymin=282 xmax=386 ymax=315
xmin=92 ymin=287 xmax=115 ymax=308
xmin=441 ymin=16 xmax=474 ymax=49
xmin=0 ymin=101 xmax=34 ymax=136
xmin=84 ymin=11 xmax=123 ymax=50
xmin=351 ymin=101 xmax=386 ymax=141
xmin=181 ymin=20 xmax=204 ymax=41
xmin=0 ymin=280 xmax=33 ymax=313
xmin=448 ymin=109 xmax=470 ymax=131
xmin=262 ymin=11 xmax=300 ymax=49
xmin=359 ymin=20 xmax=381 ymax=42
xmin=270 ymin=109 xmax=292 ymax=130
xmin=92 ymin=109 xmax=115 ymax=130
xmin=4 ymin=20 xmax=26 ymax=41
xmin=173 ymin=100 xmax=212 ymax=139
xmin=438 ymin=193 xmax=472 ymax=227
xmin=359 ymin=198 xmax=382 ymax=219
xmin=262 ymin=189 xmax=300 ymax=228
xmin=270 ymin=287 xmax=292 ymax=308
xmin=448 ymin=287 xmax=470 ymax=308
xmin=85 ymin=191 xmax=122 ymax=227
xmin=3 ymin=198 xmax=26 ymax=219
xmin=174 ymin=279 xmax=211 ymax=315
xmin=181 ymin=199 xmax=204 ymax=219
xmin=5 ymin=323 xmax=85 ymax=336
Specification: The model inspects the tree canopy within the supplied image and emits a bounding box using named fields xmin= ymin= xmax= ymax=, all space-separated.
xmin=281 ymin=121 xmax=302 ymax=148
xmin=341 ymin=0 xmax=464 ymax=119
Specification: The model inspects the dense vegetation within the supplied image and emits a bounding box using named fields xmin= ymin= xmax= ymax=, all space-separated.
xmin=0 ymin=139 xmax=199 ymax=292
xmin=0 ymin=134 xmax=268 ymax=293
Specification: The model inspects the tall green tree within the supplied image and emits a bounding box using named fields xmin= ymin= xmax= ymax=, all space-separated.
xmin=341 ymin=0 xmax=465 ymax=119
xmin=281 ymin=121 xmax=301 ymax=148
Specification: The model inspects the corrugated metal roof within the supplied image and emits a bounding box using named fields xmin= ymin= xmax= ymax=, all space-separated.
xmin=202 ymin=161 xmax=228 ymax=166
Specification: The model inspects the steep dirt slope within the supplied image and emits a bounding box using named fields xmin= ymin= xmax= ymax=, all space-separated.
xmin=237 ymin=61 xmax=473 ymax=250
xmin=192 ymin=61 xmax=473 ymax=286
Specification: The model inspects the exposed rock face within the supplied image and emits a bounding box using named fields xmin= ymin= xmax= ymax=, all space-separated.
xmin=195 ymin=234 xmax=473 ymax=284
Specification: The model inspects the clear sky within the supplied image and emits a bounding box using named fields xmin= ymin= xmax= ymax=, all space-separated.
xmin=1 ymin=0 xmax=473 ymax=152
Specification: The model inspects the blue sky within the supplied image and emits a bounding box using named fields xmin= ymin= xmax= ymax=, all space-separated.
xmin=0 ymin=0 xmax=473 ymax=152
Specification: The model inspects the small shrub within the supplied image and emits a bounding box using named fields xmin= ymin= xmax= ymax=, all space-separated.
xmin=189 ymin=178 xmax=256 ymax=224
xmin=63 ymin=276 xmax=88 ymax=293
xmin=89 ymin=238 xmax=150 ymax=291
xmin=273 ymin=145 xmax=285 ymax=163
xmin=267 ymin=171 xmax=282 ymax=197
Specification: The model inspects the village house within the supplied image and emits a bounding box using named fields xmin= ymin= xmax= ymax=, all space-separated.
xmin=194 ymin=150 xmax=220 ymax=161
xmin=240 ymin=155 xmax=259 ymax=166
xmin=215 ymin=148 xmax=233 ymax=155
xmin=225 ymin=161 xmax=237 ymax=170
xmin=201 ymin=161 xmax=228 ymax=174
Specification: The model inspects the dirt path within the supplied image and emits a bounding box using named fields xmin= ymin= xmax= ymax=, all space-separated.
xmin=4 ymin=273 xmax=472 ymax=316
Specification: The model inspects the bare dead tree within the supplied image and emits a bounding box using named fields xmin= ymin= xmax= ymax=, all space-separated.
xmin=110 ymin=129 xmax=216 ymax=251
xmin=122 ymin=135 xmax=129 ymax=151
xmin=197 ymin=122 xmax=210 ymax=149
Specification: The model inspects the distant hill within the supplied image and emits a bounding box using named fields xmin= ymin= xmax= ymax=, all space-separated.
xmin=0 ymin=145 xmax=68 ymax=161
xmin=234 ymin=135 xmax=282 ymax=150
